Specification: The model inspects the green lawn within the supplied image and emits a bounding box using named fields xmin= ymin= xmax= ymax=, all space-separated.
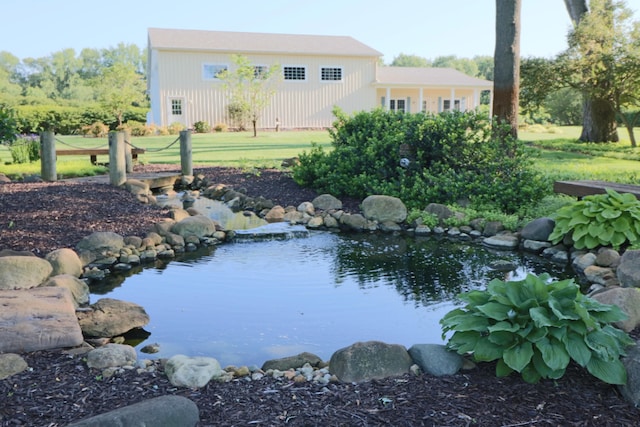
xmin=0 ymin=130 xmax=333 ymax=178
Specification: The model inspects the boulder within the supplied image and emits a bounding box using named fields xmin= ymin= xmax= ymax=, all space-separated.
xmin=329 ymin=341 xmax=413 ymax=383
xmin=77 ymin=298 xmax=150 ymax=338
xmin=169 ymin=208 xmax=192 ymax=222
xmin=261 ymin=352 xmax=324 ymax=371
xmin=41 ymin=274 xmax=90 ymax=307
xmin=362 ymin=195 xmax=407 ymax=223
xmin=45 ymin=248 xmax=83 ymax=277
xmin=617 ymin=250 xmax=640 ymax=288
xmin=86 ymin=343 xmax=137 ymax=369
xmin=265 ymin=205 xmax=285 ymax=223
xmin=0 ymin=287 xmax=83 ymax=353
xmin=596 ymin=248 xmax=621 ymax=268
xmin=520 ymin=217 xmax=555 ymax=241
xmin=424 ymin=203 xmax=454 ymax=224
xmin=620 ymin=343 xmax=640 ymax=406
xmin=408 ymin=344 xmax=464 ymax=376
xmin=312 ymin=194 xmax=342 ymax=211
xmin=340 ymin=213 xmax=368 ymax=231
xmin=590 ymin=287 xmax=640 ymax=332
xmin=0 ymin=353 xmax=28 ymax=380
xmin=171 ymin=215 xmax=217 ymax=239
xmin=483 ymin=221 xmax=505 ymax=237
xmin=482 ymin=234 xmax=519 ymax=250
xmin=583 ymin=265 xmax=618 ymax=287
xmin=76 ymin=231 xmax=125 ymax=265
xmin=0 ymin=255 xmax=53 ymax=290
xmin=123 ymin=178 xmax=151 ymax=196
xmin=297 ymin=201 xmax=315 ymax=216
xmin=165 ymin=355 xmax=223 ymax=388
xmin=66 ymin=395 xmax=199 ymax=427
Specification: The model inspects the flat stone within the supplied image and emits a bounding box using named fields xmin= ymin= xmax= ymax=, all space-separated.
xmin=482 ymin=234 xmax=519 ymax=250
xmin=0 ymin=353 xmax=28 ymax=380
xmin=77 ymin=298 xmax=150 ymax=338
xmin=0 ymin=287 xmax=83 ymax=353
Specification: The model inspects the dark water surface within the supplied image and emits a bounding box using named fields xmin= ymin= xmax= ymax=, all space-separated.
xmin=91 ymin=232 xmax=573 ymax=367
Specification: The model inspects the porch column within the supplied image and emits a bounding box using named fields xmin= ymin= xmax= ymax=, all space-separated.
xmin=450 ymin=88 xmax=456 ymax=111
xmin=386 ymin=87 xmax=391 ymax=110
xmin=474 ymin=89 xmax=480 ymax=110
xmin=419 ymin=88 xmax=424 ymax=113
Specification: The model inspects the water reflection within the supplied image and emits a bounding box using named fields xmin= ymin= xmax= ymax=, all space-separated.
xmin=89 ymin=232 xmax=574 ymax=366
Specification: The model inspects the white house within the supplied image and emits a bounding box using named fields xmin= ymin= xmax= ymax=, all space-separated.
xmin=147 ymin=28 xmax=493 ymax=130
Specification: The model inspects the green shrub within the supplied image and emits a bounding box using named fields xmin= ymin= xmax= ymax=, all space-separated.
xmin=0 ymin=104 xmax=18 ymax=144
xmin=214 ymin=123 xmax=228 ymax=132
xmin=123 ymin=120 xmax=153 ymax=136
xmin=293 ymin=108 xmax=549 ymax=213
xmin=406 ymin=209 xmax=439 ymax=228
xmin=9 ymin=135 xmax=40 ymax=164
xmin=81 ymin=122 xmax=109 ymax=138
xmin=168 ymin=122 xmax=185 ymax=135
xmin=548 ymin=188 xmax=640 ymax=250
xmin=441 ymin=273 xmax=633 ymax=385
xmin=193 ymin=120 xmax=211 ymax=133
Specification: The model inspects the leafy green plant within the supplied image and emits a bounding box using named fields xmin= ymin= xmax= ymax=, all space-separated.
xmin=9 ymin=135 xmax=40 ymax=164
xmin=406 ymin=209 xmax=439 ymax=228
xmin=193 ymin=120 xmax=211 ymax=133
xmin=441 ymin=273 xmax=633 ymax=385
xmin=548 ymin=188 xmax=640 ymax=249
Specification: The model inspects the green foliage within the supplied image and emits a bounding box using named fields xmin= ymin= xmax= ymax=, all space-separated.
xmin=406 ymin=209 xmax=439 ymax=228
xmin=441 ymin=273 xmax=633 ymax=385
xmin=293 ymin=109 xmax=549 ymax=213
xmin=9 ymin=135 xmax=40 ymax=164
xmin=0 ymin=104 xmax=18 ymax=144
xmin=443 ymin=206 xmax=520 ymax=231
xmin=193 ymin=120 xmax=211 ymax=133
xmin=548 ymin=188 xmax=640 ymax=250
xmin=167 ymin=122 xmax=185 ymax=135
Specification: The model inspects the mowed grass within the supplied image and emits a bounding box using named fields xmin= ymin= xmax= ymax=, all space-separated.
xmin=0 ymin=130 xmax=333 ymax=178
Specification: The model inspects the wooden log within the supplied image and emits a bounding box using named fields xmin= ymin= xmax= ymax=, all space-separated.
xmin=553 ymin=180 xmax=640 ymax=199
xmin=40 ymin=131 xmax=57 ymax=182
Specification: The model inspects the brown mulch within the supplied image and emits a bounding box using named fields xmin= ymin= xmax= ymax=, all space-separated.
xmin=1 ymin=165 xmax=640 ymax=426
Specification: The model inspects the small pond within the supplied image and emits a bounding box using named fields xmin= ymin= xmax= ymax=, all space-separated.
xmin=91 ymin=232 xmax=573 ymax=367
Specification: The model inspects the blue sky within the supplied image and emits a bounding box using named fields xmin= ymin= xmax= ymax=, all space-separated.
xmin=2 ymin=0 xmax=639 ymax=62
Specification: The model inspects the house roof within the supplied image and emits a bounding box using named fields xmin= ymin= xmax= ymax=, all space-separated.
xmin=376 ymin=66 xmax=493 ymax=88
xmin=148 ymin=28 xmax=383 ymax=57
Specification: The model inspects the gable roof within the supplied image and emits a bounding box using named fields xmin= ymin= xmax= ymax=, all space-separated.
xmin=148 ymin=28 xmax=383 ymax=57
xmin=376 ymin=66 xmax=493 ymax=88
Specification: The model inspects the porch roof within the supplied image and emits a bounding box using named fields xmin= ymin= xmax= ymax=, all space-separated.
xmin=148 ymin=28 xmax=383 ymax=57
xmin=375 ymin=66 xmax=493 ymax=88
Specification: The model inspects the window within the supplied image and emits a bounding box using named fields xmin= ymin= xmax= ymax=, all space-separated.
xmin=442 ymin=99 xmax=461 ymax=111
xmin=202 ymin=63 xmax=227 ymax=80
xmin=321 ymin=67 xmax=342 ymax=81
xmin=254 ymin=65 xmax=268 ymax=79
xmin=389 ymin=99 xmax=406 ymax=113
xmin=171 ymin=99 xmax=182 ymax=115
xmin=283 ymin=66 xmax=306 ymax=81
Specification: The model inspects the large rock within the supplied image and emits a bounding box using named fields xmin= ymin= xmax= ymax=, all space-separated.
xmin=617 ymin=250 xmax=640 ymax=288
xmin=362 ymin=195 xmax=407 ymax=223
xmin=424 ymin=203 xmax=454 ymax=224
xmin=261 ymin=352 xmax=324 ymax=371
xmin=590 ymin=287 xmax=640 ymax=332
xmin=0 ymin=353 xmax=28 ymax=380
xmin=66 ymin=395 xmax=199 ymax=427
xmin=77 ymin=298 xmax=150 ymax=338
xmin=41 ymin=274 xmax=90 ymax=307
xmin=482 ymin=234 xmax=519 ymax=250
xmin=329 ymin=341 xmax=413 ymax=383
xmin=312 ymin=194 xmax=343 ymax=211
xmin=86 ymin=343 xmax=137 ymax=369
xmin=165 ymin=355 xmax=223 ymax=388
xmin=45 ymin=248 xmax=83 ymax=277
xmin=520 ymin=217 xmax=555 ymax=241
xmin=171 ymin=215 xmax=217 ymax=238
xmin=339 ymin=213 xmax=368 ymax=231
xmin=0 ymin=287 xmax=83 ymax=353
xmin=619 ymin=343 xmax=640 ymax=406
xmin=408 ymin=344 xmax=463 ymax=376
xmin=76 ymin=231 xmax=125 ymax=265
xmin=0 ymin=256 xmax=53 ymax=290
xmin=265 ymin=205 xmax=285 ymax=223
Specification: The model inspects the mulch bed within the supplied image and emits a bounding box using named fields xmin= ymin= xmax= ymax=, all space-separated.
xmin=1 ymin=166 xmax=640 ymax=426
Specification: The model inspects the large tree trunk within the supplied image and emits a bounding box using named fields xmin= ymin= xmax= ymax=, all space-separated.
xmin=563 ymin=0 xmax=619 ymax=142
xmin=492 ymin=0 xmax=521 ymax=139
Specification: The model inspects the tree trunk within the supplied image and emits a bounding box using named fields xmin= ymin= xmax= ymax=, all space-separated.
xmin=493 ymin=0 xmax=521 ymax=139
xmin=564 ymin=0 xmax=619 ymax=142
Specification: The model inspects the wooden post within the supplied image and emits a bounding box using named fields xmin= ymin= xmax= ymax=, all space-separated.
xmin=124 ymin=131 xmax=133 ymax=173
xmin=180 ymin=129 xmax=193 ymax=176
xmin=109 ymin=131 xmax=126 ymax=186
xmin=40 ymin=131 xmax=57 ymax=182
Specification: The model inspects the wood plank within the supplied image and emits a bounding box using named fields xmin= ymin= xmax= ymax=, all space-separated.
xmin=553 ymin=180 xmax=640 ymax=199
xmin=56 ymin=148 xmax=145 ymax=155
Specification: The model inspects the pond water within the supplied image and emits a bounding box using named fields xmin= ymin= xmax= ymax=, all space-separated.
xmin=90 ymin=232 xmax=573 ymax=367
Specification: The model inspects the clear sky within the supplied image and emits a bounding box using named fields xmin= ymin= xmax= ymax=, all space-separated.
xmin=2 ymin=0 xmax=639 ymax=62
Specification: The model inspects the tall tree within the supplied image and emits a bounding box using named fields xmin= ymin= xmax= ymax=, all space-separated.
xmin=560 ymin=0 xmax=640 ymax=145
xmin=218 ymin=54 xmax=281 ymax=137
xmin=563 ymin=0 xmax=619 ymax=142
xmin=433 ymin=55 xmax=479 ymax=77
xmin=390 ymin=53 xmax=431 ymax=67
xmin=94 ymin=63 xmax=147 ymax=126
xmin=493 ymin=0 xmax=522 ymax=138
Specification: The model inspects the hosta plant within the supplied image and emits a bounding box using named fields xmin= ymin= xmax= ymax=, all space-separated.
xmin=440 ymin=273 xmax=633 ymax=384
xmin=548 ymin=188 xmax=640 ymax=250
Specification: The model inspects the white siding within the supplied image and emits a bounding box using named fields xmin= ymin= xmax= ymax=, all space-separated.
xmin=150 ymin=50 xmax=378 ymax=129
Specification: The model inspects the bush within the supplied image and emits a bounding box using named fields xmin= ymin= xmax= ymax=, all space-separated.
xmin=441 ymin=273 xmax=633 ymax=385
xmin=214 ymin=123 xmax=228 ymax=132
xmin=193 ymin=120 xmax=211 ymax=133
xmin=293 ymin=108 xmax=549 ymax=213
xmin=548 ymin=188 xmax=640 ymax=250
xmin=123 ymin=120 xmax=153 ymax=136
xmin=0 ymin=104 xmax=18 ymax=144
xmin=9 ymin=135 xmax=40 ymax=164
xmin=81 ymin=122 xmax=109 ymax=138
xmin=168 ymin=122 xmax=185 ymax=135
